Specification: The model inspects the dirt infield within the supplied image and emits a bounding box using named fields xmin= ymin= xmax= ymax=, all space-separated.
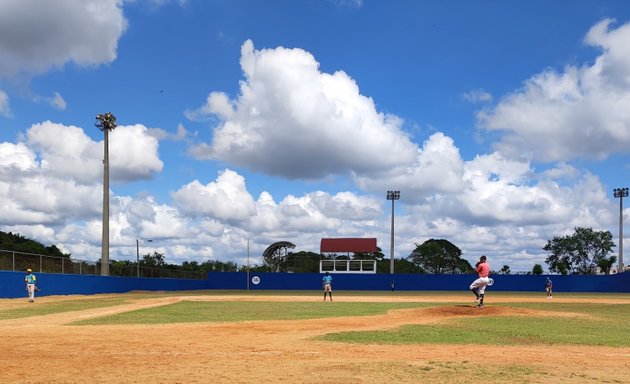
xmin=1 ymin=293 xmax=629 ymax=383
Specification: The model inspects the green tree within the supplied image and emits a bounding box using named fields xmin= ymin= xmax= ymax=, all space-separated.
xmin=353 ymin=247 xmax=385 ymax=261
xmin=499 ymin=265 xmax=511 ymax=274
xmin=141 ymin=251 xmax=166 ymax=268
xmin=543 ymin=227 xmax=615 ymax=275
xmin=201 ymin=260 xmax=239 ymax=272
xmin=181 ymin=261 xmax=201 ymax=271
xmin=376 ymin=258 xmax=425 ymax=274
xmin=286 ymin=251 xmax=321 ymax=273
xmin=409 ymin=239 xmax=472 ymax=274
xmin=0 ymin=231 xmax=71 ymax=258
xmin=240 ymin=264 xmax=273 ymax=272
xmin=596 ymin=255 xmax=617 ymax=275
xmin=532 ymin=264 xmax=543 ymax=275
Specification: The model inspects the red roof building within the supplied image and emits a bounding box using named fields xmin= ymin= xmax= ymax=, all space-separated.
xmin=320 ymin=238 xmax=378 ymax=253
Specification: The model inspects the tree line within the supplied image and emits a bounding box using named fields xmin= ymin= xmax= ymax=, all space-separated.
xmin=0 ymin=226 xmax=620 ymax=275
xmin=263 ymin=226 xmax=619 ymax=275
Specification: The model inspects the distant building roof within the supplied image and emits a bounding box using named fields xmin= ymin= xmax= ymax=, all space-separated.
xmin=320 ymin=238 xmax=378 ymax=253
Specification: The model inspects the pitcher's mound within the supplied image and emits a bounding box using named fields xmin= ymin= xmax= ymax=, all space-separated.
xmin=422 ymin=305 xmax=531 ymax=317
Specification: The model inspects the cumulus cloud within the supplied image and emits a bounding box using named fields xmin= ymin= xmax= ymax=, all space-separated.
xmin=0 ymin=0 xmax=127 ymax=78
xmin=172 ymin=168 xmax=383 ymax=240
xmin=188 ymin=40 xmax=418 ymax=179
xmin=264 ymin=190 xmax=382 ymax=234
xmin=24 ymin=121 xmax=163 ymax=183
xmin=172 ymin=169 xmax=257 ymax=224
xmin=0 ymin=120 xmax=164 ymax=230
xmin=355 ymin=132 xmax=465 ymax=197
xmin=108 ymin=124 xmax=164 ymax=181
xmin=0 ymin=90 xmax=11 ymax=117
xmin=355 ymin=126 xmax=610 ymax=236
xmin=478 ymin=18 xmax=630 ymax=162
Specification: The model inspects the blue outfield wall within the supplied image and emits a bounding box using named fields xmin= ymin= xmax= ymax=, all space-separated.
xmin=0 ymin=271 xmax=208 ymax=299
xmin=207 ymin=271 xmax=630 ymax=293
xmin=1 ymin=270 xmax=629 ymax=298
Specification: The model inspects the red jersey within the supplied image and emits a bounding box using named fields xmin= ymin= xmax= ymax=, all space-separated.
xmin=476 ymin=262 xmax=490 ymax=277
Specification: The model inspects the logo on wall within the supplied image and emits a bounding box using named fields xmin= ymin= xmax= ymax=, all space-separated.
xmin=251 ymin=276 xmax=261 ymax=285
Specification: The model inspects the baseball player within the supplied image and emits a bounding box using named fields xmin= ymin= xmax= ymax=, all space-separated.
xmin=25 ymin=268 xmax=37 ymax=303
xmin=469 ymin=255 xmax=491 ymax=308
xmin=545 ymin=277 xmax=553 ymax=299
xmin=322 ymin=271 xmax=333 ymax=301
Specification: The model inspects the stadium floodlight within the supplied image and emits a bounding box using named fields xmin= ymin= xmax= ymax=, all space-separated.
xmin=613 ymin=187 xmax=629 ymax=272
xmin=96 ymin=112 xmax=117 ymax=276
xmin=386 ymin=190 xmax=400 ymax=274
xmin=136 ymin=238 xmax=153 ymax=278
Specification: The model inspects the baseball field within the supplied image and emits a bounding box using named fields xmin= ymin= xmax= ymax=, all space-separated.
xmin=1 ymin=290 xmax=629 ymax=383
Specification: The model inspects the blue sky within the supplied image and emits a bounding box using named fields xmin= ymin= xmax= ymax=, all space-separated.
xmin=1 ymin=0 xmax=629 ymax=272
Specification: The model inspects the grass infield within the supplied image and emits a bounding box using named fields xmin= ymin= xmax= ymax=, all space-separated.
xmin=320 ymin=302 xmax=630 ymax=347
xmin=71 ymin=301 xmax=433 ymax=325
xmin=2 ymin=291 xmax=628 ymax=348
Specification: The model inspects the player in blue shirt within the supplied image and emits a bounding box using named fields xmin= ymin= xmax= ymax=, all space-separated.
xmin=322 ymin=272 xmax=333 ymax=301
xmin=25 ymin=268 xmax=37 ymax=302
xmin=545 ymin=277 xmax=553 ymax=299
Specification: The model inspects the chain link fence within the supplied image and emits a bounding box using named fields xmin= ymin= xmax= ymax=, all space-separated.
xmin=0 ymin=249 xmax=206 ymax=280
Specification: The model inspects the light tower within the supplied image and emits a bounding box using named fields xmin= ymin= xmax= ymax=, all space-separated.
xmin=96 ymin=112 xmax=117 ymax=276
xmin=613 ymin=187 xmax=628 ymax=273
xmin=387 ymin=190 xmax=400 ymax=274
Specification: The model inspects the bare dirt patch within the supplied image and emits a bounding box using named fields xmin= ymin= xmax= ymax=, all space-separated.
xmin=1 ymin=293 xmax=628 ymax=383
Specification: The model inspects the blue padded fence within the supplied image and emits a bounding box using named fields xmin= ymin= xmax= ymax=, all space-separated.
xmin=207 ymin=271 xmax=630 ymax=292
xmin=1 ymin=270 xmax=629 ymax=298
xmin=0 ymin=271 xmax=207 ymax=299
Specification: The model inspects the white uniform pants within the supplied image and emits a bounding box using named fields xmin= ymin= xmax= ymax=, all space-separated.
xmin=469 ymin=277 xmax=490 ymax=295
xmin=27 ymin=283 xmax=35 ymax=301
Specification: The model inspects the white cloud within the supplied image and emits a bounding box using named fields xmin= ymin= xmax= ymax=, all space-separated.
xmin=172 ymin=169 xmax=257 ymax=223
xmin=188 ymin=40 xmax=418 ymax=179
xmin=49 ymin=92 xmax=67 ymax=110
xmin=328 ymin=0 xmax=363 ymax=8
xmin=108 ymin=124 xmax=164 ymax=181
xmin=185 ymin=92 xmax=234 ymax=121
xmin=0 ymin=142 xmax=37 ymax=177
xmin=0 ymin=90 xmax=11 ymax=117
xmin=147 ymin=123 xmax=188 ymax=142
xmin=462 ymin=89 xmax=493 ymax=103
xmin=0 ymin=0 xmax=127 ymax=78
xmin=0 ymin=120 xmax=164 ymax=230
xmin=478 ymin=19 xmax=630 ymax=162
xmin=172 ymin=168 xmax=384 ymax=246
xmin=355 ymin=132 xmax=465 ymax=197
xmin=25 ymin=121 xmax=163 ymax=183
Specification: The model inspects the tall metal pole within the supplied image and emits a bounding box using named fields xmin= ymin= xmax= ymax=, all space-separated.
xmin=387 ymin=191 xmax=400 ymax=274
xmin=614 ymin=187 xmax=628 ymax=273
xmin=96 ymin=112 xmax=117 ymax=276
xmin=136 ymin=238 xmax=140 ymax=278
xmin=247 ymin=238 xmax=250 ymax=291
xmin=102 ymin=127 xmax=109 ymax=275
